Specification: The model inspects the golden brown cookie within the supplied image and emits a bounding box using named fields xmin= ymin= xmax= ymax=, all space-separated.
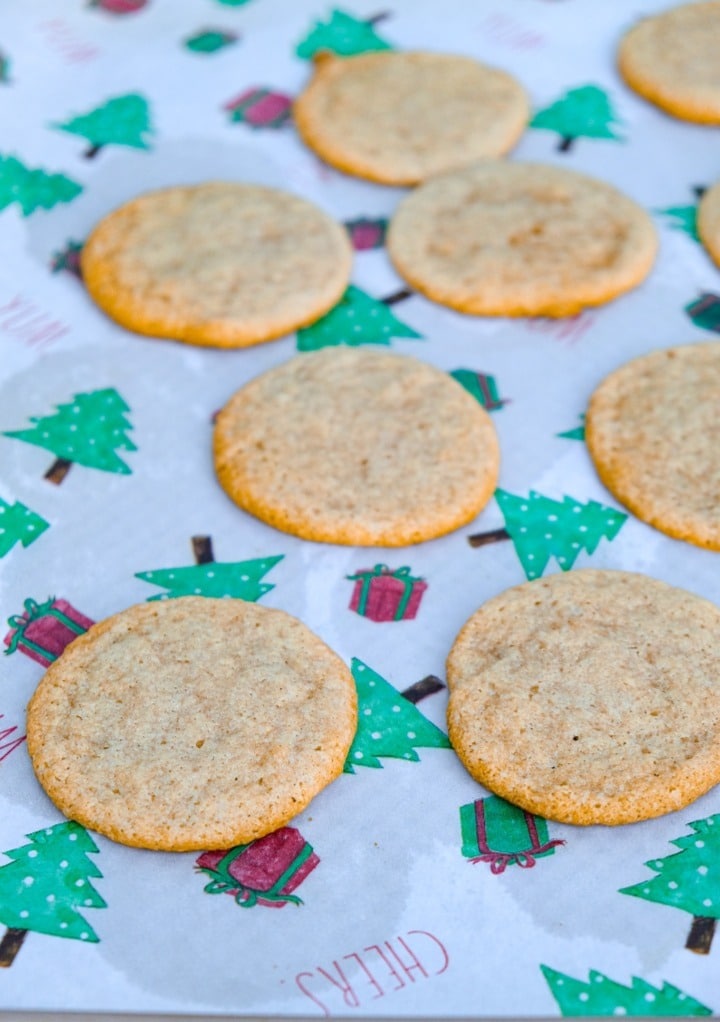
xmin=586 ymin=342 xmax=720 ymax=550
xmin=618 ymin=2 xmax=720 ymax=124
xmin=698 ymin=179 xmax=720 ymax=268
xmin=213 ymin=347 xmax=500 ymax=546
xmin=293 ymin=50 xmax=528 ymax=185
xmin=386 ymin=161 xmax=657 ymax=317
xmin=447 ymin=569 xmax=720 ymax=826
xmin=27 ymin=598 xmax=357 ymax=851
xmin=81 ymin=182 xmax=353 ymax=348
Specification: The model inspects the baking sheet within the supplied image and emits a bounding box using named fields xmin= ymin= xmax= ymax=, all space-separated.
xmin=1 ymin=0 xmax=720 ymax=1016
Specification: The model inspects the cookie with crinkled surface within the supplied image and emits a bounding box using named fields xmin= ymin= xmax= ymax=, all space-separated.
xmin=293 ymin=50 xmax=528 ymax=185
xmin=81 ymin=181 xmax=353 ymax=348
xmin=213 ymin=347 xmax=500 ymax=546
xmin=698 ymin=179 xmax=720 ymax=268
xmin=586 ymin=342 xmax=720 ymax=550
xmin=618 ymin=2 xmax=720 ymax=124
xmin=27 ymin=598 xmax=357 ymax=851
xmin=386 ymin=161 xmax=657 ymax=317
xmin=447 ymin=569 xmax=720 ymax=826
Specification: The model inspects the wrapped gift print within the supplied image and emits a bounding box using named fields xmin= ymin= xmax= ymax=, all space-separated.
xmin=686 ymin=293 xmax=720 ymax=334
xmin=460 ymin=795 xmax=563 ymax=874
xmin=195 ymin=827 xmax=319 ymax=909
xmin=347 ymin=564 xmax=427 ymax=623
xmin=223 ymin=88 xmax=293 ymax=128
xmin=4 ymin=596 xmax=94 ymax=666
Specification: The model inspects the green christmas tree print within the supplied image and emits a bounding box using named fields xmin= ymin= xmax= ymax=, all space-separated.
xmin=620 ymin=814 xmax=720 ymax=954
xmin=184 ymin=29 xmax=238 ymax=53
xmin=0 ymin=52 xmax=11 ymax=84
xmin=0 ymin=499 xmax=49 ymax=557
xmin=530 ymin=84 xmax=623 ymax=152
xmin=52 ymin=93 xmax=153 ymax=158
xmin=0 ymin=820 xmax=106 ymax=967
xmin=468 ymin=489 xmax=627 ymax=580
xmin=4 ymin=388 xmax=136 ymax=484
xmin=136 ymin=552 xmax=283 ymax=600
xmin=541 ymin=965 xmax=711 ymax=1017
xmin=449 ymin=369 xmax=506 ymax=412
xmin=0 ymin=154 xmax=82 ymax=217
xmin=296 ymin=9 xmax=393 ymax=59
xmin=557 ymin=414 xmax=585 ymax=440
xmin=296 ymin=286 xmax=421 ymax=352
xmin=344 ymin=658 xmax=451 ymax=773
xmin=658 ymin=204 xmax=700 ymax=242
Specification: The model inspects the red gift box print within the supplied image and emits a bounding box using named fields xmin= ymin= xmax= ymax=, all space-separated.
xmin=348 ymin=565 xmax=427 ymax=622
xmin=196 ymin=827 xmax=319 ymax=909
xmin=4 ymin=596 xmax=94 ymax=667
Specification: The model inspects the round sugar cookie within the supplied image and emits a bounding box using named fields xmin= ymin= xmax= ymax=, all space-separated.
xmin=586 ymin=342 xmax=720 ymax=550
xmin=698 ymin=179 xmax=720 ymax=268
xmin=386 ymin=161 xmax=657 ymax=317
xmin=447 ymin=569 xmax=720 ymax=826
xmin=27 ymin=598 xmax=357 ymax=851
xmin=293 ymin=51 xmax=528 ymax=185
xmin=213 ymin=347 xmax=500 ymax=546
xmin=81 ymin=182 xmax=353 ymax=348
xmin=618 ymin=2 xmax=720 ymax=124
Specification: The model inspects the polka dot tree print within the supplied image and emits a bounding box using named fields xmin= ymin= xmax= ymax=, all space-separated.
xmin=296 ymin=286 xmax=420 ymax=352
xmin=4 ymin=388 xmax=136 ymax=484
xmin=344 ymin=658 xmax=450 ymax=773
xmin=0 ymin=499 xmax=49 ymax=557
xmin=468 ymin=489 xmax=627 ymax=580
xmin=541 ymin=965 xmax=711 ymax=1017
xmin=0 ymin=821 xmax=106 ymax=967
xmin=620 ymin=814 xmax=720 ymax=955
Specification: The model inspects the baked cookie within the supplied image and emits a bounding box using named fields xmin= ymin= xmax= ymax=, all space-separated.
xmin=618 ymin=2 xmax=720 ymax=124
xmin=698 ymin=179 xmax=720 ymax=268
xmin=293 ymin=50 xmax=528 ymax=185
xmin=27 ymin=598 xmax=357 ymax=851
xmin=447 ymin=569 xmax=720 ymax=826
xmin=81 ymin=182 xmax=353 ymax=348
xmin=386 ymin=161 xmax=657 ymax=317
xmin=586 ymin=342 xmax=720 ymax=550
xmin=213 ymin=347 xmax=499 ymax=546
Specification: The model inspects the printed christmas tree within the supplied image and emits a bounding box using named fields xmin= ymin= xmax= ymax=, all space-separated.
xmin=468 ymin=489 xmax=627 ymax=580
xmin=0 ymin=499 xmax=49 ymax=557
xmin=0 ymin=715 xmax=25 ymax=764
xmin=185 ymin=29 xmax=238 ymax=54
xmin=0 ymin=820 xmax=105 ymax=967
xmin=136 ymin=534 xmax=283 ymax=600
xmin=0 ymin=154 xmax=82 ymax=216
xmin=541 ymin=965 xmax=711 ymax=1017
xmin=620 ymin=814 xmax=720 ymax=954
xmin=530 ymin=84 xmax=623 ymax=152
xmin=4 ymin=388 xmax=136 ymax=484
xmin=296 ymin=286 xmax=421 ymax=351
xmin=658 ymin=204 xmax=700 ymax=242
xmin=344 ymin=658 xmax=451 ymax=773
xmin=0 ymin=51 xmax=11 ymax=84
xmin=449 ymin=369 xmax=506 ymax=412
xmin=557 ymin=414 xmax=585 ymax=440
xmin=296 ymin=9 xmax=393 ymax=59
xmin=52 ymin=93 xmax=153 ymax=158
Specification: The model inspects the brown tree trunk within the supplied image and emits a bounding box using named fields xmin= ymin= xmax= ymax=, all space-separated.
xmin=686 ymin=915 xmax=716 ymax=954
xmin=401 ymin=674 xmax=445 ymax=704
xmin=366 ymin=11 xmax=390 ymax=26
xmin=557 ymin=135 xmax=574 ymax=153
xmin=44 ymin=457 xmax=72 ymax=485
xmin=381 ymin=287 xmax=413 ymax=306
xmin=191 ymin=535 xmax=215 ymax=565
xmin=467 ymin=527 xmax=510 ymax=548
xmin=0 ymin=927 xmax=27 ymax=967
xmin=84 ymin=144 xmax=103 ymax=159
